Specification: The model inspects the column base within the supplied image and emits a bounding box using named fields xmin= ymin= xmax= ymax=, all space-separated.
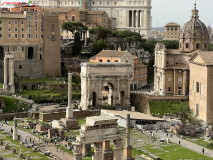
xmin=10 ymin=84 xmax=15 ymax=94
xmin=3 ymin=84 xmax=8 ymax=90
xmin=61 ymin=118 xmax=79 ymax=129
xmin=123 ymin=147 xmax=135 ymax=160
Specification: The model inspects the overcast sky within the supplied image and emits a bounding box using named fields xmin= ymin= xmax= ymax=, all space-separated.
xmin=152 ymin=0 xmax=213 ymax=28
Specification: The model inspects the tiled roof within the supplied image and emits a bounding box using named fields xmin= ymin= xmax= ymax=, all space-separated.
xmin=90 ymin=50 xmax=137 ymax=60
xmin=196 ymin=51 xmax=213 ymax=65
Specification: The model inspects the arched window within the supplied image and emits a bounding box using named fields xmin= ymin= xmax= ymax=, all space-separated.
xmin=72 ymin=16 xmax=75 ymax=21
xmin=186 ymin=43 xmax=189 ymax=49
xmin=28 ymin=47 xmax=34 ymax=60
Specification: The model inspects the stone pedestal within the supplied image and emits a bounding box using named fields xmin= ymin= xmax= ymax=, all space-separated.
xmin=123 ymin=147 xmax=135 ymax=160
xmin=12 ymin=147 xmax=16 ymax=154
xmin=5 ymin=144 xmax=9 ymax=150
xmin=61 ymin=118 xmax=79 ymax=129
xmin=13 ymin=126 xmax=18 ymax=141
xmin=0 ymin=139 xmax=3 ymax=145
xmin=94 ymin=142 xmax=103 ymax=160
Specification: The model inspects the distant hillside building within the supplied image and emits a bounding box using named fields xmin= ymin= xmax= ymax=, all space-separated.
xmin=31 ymin=0 xmax=152 ymax=37
xmin=44 ymin=7 xmax=116 ymax=41
xmin=154 ymin=3 xmax=209 ymax=96
xmin=90 ymin=49 xmax=147 ymax=89
xmin=0 ymin=10 xmax=61 ymax=82
xmin=164 ymin=22 xmax=180 ymax=41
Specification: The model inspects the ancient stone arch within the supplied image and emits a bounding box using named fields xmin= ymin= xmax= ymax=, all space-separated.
xmin=80 ymin=63 xmax=133 ymax=110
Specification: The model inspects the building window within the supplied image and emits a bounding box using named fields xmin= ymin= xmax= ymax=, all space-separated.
xmin=72 ymin=16 xmax=75 ymax=21
xmin=35 ymin=34 xmax=38 ymax=38
xmin=168 ymin=87 xmax=171 ymax=92
xmin=28 ymin=47 xmax=34 ymax=59
xmin=40 ymin=55 xmax=42 ymax=60
xmin=205 ymin=44 xmax=208 ymax=49
xmin=168 ymin=77 xmax=171 ymax=82
xmin=28 ymin=34 xmax=31 ymax=38
xmin=21 ymin=21 xmax=24 ymax=24
xmin=196 ymin=43 xmax=200 ymax=49
xmin=8 ymin=27 xmax=11 ymax=32
xmin=40 ymin=34 xmax=43 ymax=38
xmin=15 ymin=20 xmax=18 ymax=24
xmin=15 ymin=27 xmax=18 ymax=32
xmin=0 ymin=27 xmax=2 ymax=31
xmin=19 ymin=65 xmax=22 ymax=69
xmin=0 ymin=20 xmax=2 ymax=24
xmin=99 ymin=59 xmax=102 ymax=62
xmin=196 ymin=82 xmax=199 ymax=93
xmin=178 ymin=77 xmax=182 ymax=84
xmin=22 ymin=27 xmax=24 ymax=32
xmin=15 ymin=34 xmax=18 ymax=38
xmin=196 ymin=103 xmax=199 ymax=116
xmin=22 ymin=34 xmax=24 ymax=38
xmin=8 ymin=34 xmax=11 ymax=38
xmin=8 ymin=20 xmax=11 ymax=24
xmin=0 ymin=34 xmax=2 ymax=38
xmin=107 ymin=60 xmax=110 ymax=62
xmin=22 ymin=47 xmax=24 ymax=51
xmin=115 ymin=60 xmax=118 ymax=62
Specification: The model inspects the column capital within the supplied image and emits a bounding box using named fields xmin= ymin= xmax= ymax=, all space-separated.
xmin=113 ymin=139 xmax=122 ymax=149
xmin=94 ymin=142 xmax=103 ymax=152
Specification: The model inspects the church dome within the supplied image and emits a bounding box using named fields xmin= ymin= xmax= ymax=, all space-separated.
xmin=179 ymin=3 xmax=209 ymax=53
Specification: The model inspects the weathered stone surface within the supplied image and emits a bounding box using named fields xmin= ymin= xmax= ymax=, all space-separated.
xmin=86 ymin=116 xmax=118 ymax=126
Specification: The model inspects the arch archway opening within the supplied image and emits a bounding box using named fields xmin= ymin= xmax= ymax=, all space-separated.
xmin=91 ymin=92 xmax=97 ymax=107
xmin=101 ymin=82 xmax=114 ymax=106
xmin=120 ymin=91 xmax=125 ymax=106
xmin=28 ymin=47 xmax=34 ymax=60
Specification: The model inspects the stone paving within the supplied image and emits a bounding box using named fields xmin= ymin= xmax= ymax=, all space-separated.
xmin=152 ymin=129 xmax=213 ymax=158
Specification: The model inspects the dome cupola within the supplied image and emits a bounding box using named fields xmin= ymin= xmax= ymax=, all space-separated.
xmin=179 ymin=3 xmax=209 ymax=52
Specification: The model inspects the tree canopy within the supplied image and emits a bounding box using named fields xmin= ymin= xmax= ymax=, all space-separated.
xmin=91 ymin=39 xmax=107 ymax=56
xmin=62 ymin=21 xmax=88 ymax=34
xmin=89 ymin=27 xmax=112 ymax=40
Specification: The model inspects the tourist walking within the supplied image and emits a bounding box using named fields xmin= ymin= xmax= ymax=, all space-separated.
xmin=203 ymin=148 xmax=205 ymax=154
xmin=179 ymin=140 xmax=181 ymax=145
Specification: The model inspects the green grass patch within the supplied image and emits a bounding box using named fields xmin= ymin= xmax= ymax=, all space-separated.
xmin=19 ymin=89 xmax=81 ymax=104
xmin=149 ymin=101 xmax=189 ymax=116
xmin=0 ymin=96 xmax=31 ymax=113
xmin=0 ymin=131 xmax=50 ymax=159
xmin=0 ymin=82 xmax=3 ymax=89
xmin=146 ymin=144 xmax=212 ymax=160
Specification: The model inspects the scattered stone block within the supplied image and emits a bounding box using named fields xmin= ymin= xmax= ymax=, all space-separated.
xmin=5 ymin=144 xmax=9 ymax=150
xmin=0 ymin=139 xmax=3 ymax=145
xmin=26 ymin=156 xmax=31 ymax=160
xmin=12 ymin=147 xmax=16 ymax=154
xmin=0 ymin=157 xmax=3 ymax=160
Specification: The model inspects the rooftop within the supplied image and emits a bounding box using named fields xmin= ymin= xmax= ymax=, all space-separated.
xmin=101 ymin=110 xmax=164 ymax=121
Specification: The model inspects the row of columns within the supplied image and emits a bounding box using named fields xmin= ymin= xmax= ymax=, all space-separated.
xmin=127 ymin=9 xmax=150 ymax=28
xmin=3 ymin=53 xmax=15 ymax=93
xmin=73 ymin=139 xmax=122 ymax=160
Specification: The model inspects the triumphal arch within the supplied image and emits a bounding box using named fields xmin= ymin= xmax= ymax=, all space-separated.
xmin=80 ymin=63 xmax=133 ymax=110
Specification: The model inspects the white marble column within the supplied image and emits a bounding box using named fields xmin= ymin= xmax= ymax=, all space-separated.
xmin=9 ymin=58 xmax=15 ymax=93
xmin=126 ymin=10 xmax=129 ymax=27
xmin=135 ymin=11 xmax=138 ymax=28
xmin=94 ymin=142 xmax=103 ymax=160
xmin=66 ymin=73 xmax=73 ymax=119
xmin=3 ymin=57 xmax=8 ymax=90
xmin=73 ymin=143 xmax=83 ymax=160
xmin=143 ymin=10 xmax=147 ymax=28
xmin=162 ymin=72 xmax=165 ymax=95
xmin=132 ymin=10 xmax=134 ymax=27
xmin=113 ymin=139 xmax=122 ymax=160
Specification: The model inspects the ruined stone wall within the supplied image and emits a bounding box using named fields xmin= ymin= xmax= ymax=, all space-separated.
xmin=39 ymin=110 xmax=100 ymax=121
xmin=0 ymin=112 xmax=28 ymax=120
